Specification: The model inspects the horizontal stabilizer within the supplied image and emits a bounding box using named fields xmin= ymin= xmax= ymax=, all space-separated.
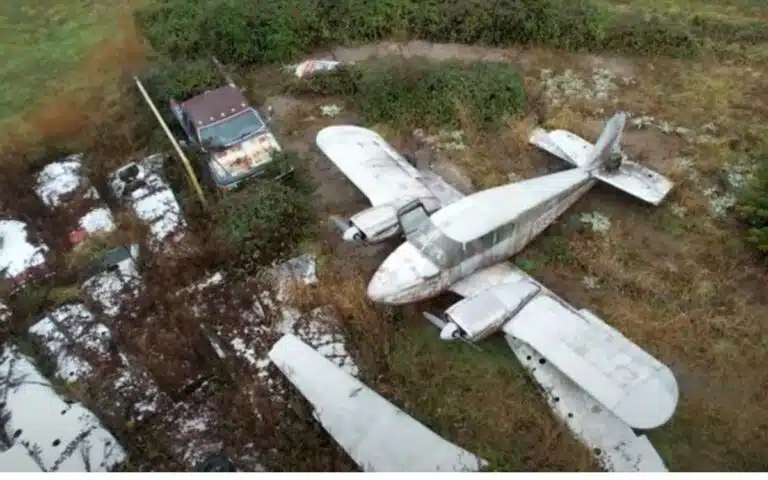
xmin=592 ymin=161 xmax=674 ymax=206
xmin=502 ymin=295 xmax=679 ymax=430
xmin=530 ymin=127 xmax=674 ymax=205
xmin=268 ymin=333 xmax=487 ymax=472
xmin=530 ymin=128 xmax=588 ymax=167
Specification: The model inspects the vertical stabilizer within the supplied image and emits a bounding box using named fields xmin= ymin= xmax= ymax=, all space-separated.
xmin=582 ymin=111 xmax=627 ymax=172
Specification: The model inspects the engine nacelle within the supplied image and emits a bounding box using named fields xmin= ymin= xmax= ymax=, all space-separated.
xmin=442 ymin=279 xmax=540 ymax=342
xmin=341 ymin=205 xmax=400 ymax=243
xmin=331 ymin=197 xmax=441 ymax=244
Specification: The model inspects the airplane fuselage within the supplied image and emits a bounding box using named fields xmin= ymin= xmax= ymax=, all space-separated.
xmin=367 ymin=169 xmax=597 ymax=304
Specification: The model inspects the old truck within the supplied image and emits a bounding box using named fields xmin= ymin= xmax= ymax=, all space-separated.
xmin=168 ymin=63 xmax=291 ymax=191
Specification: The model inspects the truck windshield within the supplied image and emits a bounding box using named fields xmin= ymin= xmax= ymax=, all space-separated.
xmin=198 ymin=109 xmax=265 ymax=148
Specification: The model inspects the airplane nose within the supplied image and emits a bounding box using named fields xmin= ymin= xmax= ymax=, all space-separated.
xmin=366 ymin=243 xmax=440 ymax=304
xmin=367 ymin=263 xmax=420 ymax=304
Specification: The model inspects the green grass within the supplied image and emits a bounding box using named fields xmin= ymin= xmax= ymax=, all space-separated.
xmin=384 ymin=323 xmax=596 ymax=471
xmin=0 ymin=0 xmax=131 ymax=122
xmin=601 ymin=0 xmax=767 ymax=18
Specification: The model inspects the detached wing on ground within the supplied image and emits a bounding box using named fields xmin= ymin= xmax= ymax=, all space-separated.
xmin=268 ymin=333 xmax=486 ymax=472
xmin=316 ymin=126 xmax=439 ymax=207
xmin=448 ymin=262 xmax=675 ymax=471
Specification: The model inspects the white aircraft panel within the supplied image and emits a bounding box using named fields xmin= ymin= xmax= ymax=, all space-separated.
xmin=316 ymin=126 xmax=435 ymax=207
xmin=0 ymin=445 xmax=45 ymax=472
xmin=268 ymin=333 xmax=486 ymax=472
xmin=503 ymin=295 xmax=678 ymax=430
xmin=449 ymin=262 xmax=528 ymax=298
xmin=506 ymin=336 xmax=667 ymax=472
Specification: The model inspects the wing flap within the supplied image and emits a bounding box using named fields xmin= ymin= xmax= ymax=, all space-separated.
xmin=316 ymin=126 xmax=435 ymax=206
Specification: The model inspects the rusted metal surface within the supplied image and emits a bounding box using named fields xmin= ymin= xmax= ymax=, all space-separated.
xmin=182 ymin=85 xmax=251 ymax=129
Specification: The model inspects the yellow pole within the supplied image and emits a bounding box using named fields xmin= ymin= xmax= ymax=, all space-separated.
xmin=132 ymin=75 xmax=208 ymax=208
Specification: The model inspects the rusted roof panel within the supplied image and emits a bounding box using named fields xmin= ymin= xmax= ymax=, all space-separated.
xmin=181 ymin=85 xmax=251 ymax=128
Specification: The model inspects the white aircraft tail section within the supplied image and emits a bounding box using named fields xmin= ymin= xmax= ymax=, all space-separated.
xmin=268 ymin=333 xmax=487 ymax=472
xmin=530 ymin=112 xmax=674 ymax=206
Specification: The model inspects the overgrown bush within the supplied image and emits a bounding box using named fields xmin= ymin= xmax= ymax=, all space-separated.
xmin=290 ymin=61 xmax=526 ymax=129
xmin=135 ymin=0 xmax=326 ymax=66
xmin=602 ymin=13 xmax=698 ymax=57
xmin=212 ymin=157 xmax=316 ymax=272
xmin=142 ymin=57 xmax=224 ymax=103
xmin=135 ymin=0 xmax=706 ymax=66
xmin=737 ymin=153 xmax=768 ymax=254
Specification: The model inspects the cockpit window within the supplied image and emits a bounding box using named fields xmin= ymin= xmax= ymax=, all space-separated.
xmin=406 ymin=219 xmax=464 ymax=268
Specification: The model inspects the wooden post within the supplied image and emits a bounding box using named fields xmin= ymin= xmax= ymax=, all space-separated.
xmin=132 ymin=75 xmax=208 ymax=208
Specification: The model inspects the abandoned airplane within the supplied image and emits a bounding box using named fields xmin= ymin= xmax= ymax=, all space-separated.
xmin=316 ymin=112 xmax=678 ymax=471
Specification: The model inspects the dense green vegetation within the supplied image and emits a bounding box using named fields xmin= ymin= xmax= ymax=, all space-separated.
xmin=135 ymin=0 xmax=703 ymax=64
xmin=288 ymin=61 xmax=526 ymax=129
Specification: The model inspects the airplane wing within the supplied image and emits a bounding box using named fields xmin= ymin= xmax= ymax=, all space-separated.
xmin=316 ymin=125 xmax=439 ymax=207
xmin=268 ymin=333 xmax=487 ymax=472
xmin=447 ymin=262 xmax=678 ymax=431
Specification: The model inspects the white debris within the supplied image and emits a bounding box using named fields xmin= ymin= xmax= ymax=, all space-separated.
xmin=674 ymin=156 xmax=750 ymax=218
xmin=148 ymin=381 xmax=224 ymax=468
xmin=271 ymin=253 xmax=317 ymax=302
xmin=0 ymin=345 xmax=127 ymax=471
xmin=320 ymin=104 xmax=343 ymax=117
xmin=540 ymin=68 xmax=623 ymax=106
xmin=582 ymin=276 xmax=600 ymax=290
xmin=81 ymin=245 xmax=141 ymax=317
xmin=0 ymin=301 xmax=9 ymax=324
xmin=0 ymin=219 xmax=49 ymax=280
xmin=109 ymin=154 xmax=186 ymax=249
xmin=34 ymin=156 xmax=118 ymax=248
xmin=579 ymin=211 xmax=612 ymax=233
xmin=34 ymin=155 xmax=88 ymax=208
xmin=27 ymin=303 xmax=111 ymax=382
xmin=292 ymin=59 xmax=344 ymax=78
xmin=295 ymin=307 xmax=358 ymax=377
xmin=670 ymin=203 xmax=687 ymax=218
xmin=414 ymin=129 xmax=467 ymax=152
xmin=78 ymin=208 xmax=116 ymax=234
xmin=27 ymin=302 xmax=168 ymax=423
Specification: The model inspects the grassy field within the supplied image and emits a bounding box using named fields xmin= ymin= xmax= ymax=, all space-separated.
xmin=1 ymin=0 xmax=767 ymax=473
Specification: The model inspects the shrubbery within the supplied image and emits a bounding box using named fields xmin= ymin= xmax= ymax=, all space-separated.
xmin=142 ymin=57 xmax=224 ymax=104
xmin=737 ymin=153 xmax=768 ymax=254
xmin=135 ymin=0 xmax=706 ymax=66
xmin=290 ymin=61 xmax=526 ymax=129
xmin=211 ymin=152 xmax=316 ymax=272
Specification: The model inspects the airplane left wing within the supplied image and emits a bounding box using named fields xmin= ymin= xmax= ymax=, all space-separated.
xmin=316 ymin=126 xmax=437 ymax=207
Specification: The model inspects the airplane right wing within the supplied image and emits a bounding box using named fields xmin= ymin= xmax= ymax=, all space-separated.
xmin=443 ymin=263 xmax=675 ymax=471
xmin=447 ymin=262 xmax=678 ymax=431
xmin=316 ymin=126 xmax=438 ymax=207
